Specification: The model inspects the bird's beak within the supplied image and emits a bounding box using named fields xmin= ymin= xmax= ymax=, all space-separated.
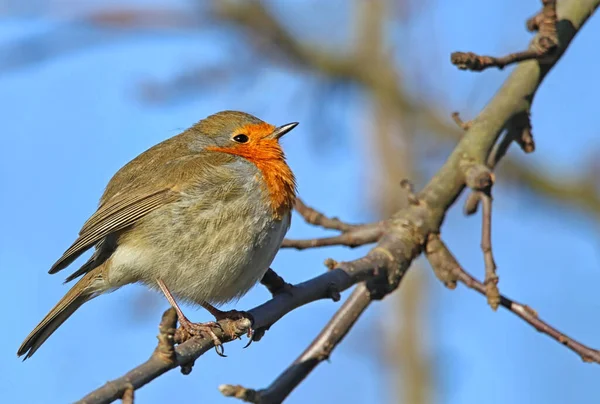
xmin=268 ymin=122 xmax=299 ymax=140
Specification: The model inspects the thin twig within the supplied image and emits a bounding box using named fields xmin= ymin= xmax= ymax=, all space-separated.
xmin=282 ymin=222 xmax=383 ymax=250
xmin=220 ymin=284 xmax=373 ymax=403
xmin=425 ymin=235 xmax=600 ymax=363
xmin=461 ymin=162 xmax=500 ymax=309
xmin=293 ymin=198 xmax=357 ymax=232
xmin=479 ymin=191 xmax=500 ymax=310
xmin=451 ymin=111 xmax=472 ymax=130
xmin=451 ymin=0 xmax=558 ymax=72
xmin=218 ymin=385 xmax=261 ymax=403
xmin=451 ymin=49 xmax=546 ymax=71
xmin=400 ymin=179 xmax=421 ymax=206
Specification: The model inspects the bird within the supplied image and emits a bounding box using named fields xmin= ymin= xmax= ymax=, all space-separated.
xmin=17 ymin=110 xmax=298 ymax=359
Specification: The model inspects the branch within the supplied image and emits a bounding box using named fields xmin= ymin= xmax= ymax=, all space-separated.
xmin=451 ymin=111 xmax=472 ymax=131
xmin=460 ymin=163 xmax=500 ymax=309
xmin=451 ymin=49 xmax=547 ymax=72
xmin=479 ymin=192 xmax=500 ymax=309
xmin=463 ymin=112 xmax=535 ymax=216
xmin=281 ymin=222 xmax=383 ymax=250
xmin=283 ymin=198 xmax=383 ymax=250
xmin=293 ymin=198 xmax=357 ymax=231
xmin=220 ymin=284 xmax=373 ymax=403
xmin=426 ymin=235 xmax=600 ymax=363
xmin=259 ymin=268 xmax=292 ymax=297
xmin=76 ymin=255 xmax=392 ymax=404
xmin=451 ymin=0 xmax=558 ymax=71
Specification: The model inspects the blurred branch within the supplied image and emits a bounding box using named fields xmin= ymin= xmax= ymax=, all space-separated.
xmin=82 ymin=7 xmax=200 ymax=28
xmin=212 ymin=0 xmax=458 ymax=140
xmin=0 ymin=7 xmax=201 ymax=73
xmin=352 ymin=0 xmax=433 ymax=401
xmin=213 ymin=0 xmax=600 ymax=218
xmin=4 ymin=1 xmax=598 ymax=217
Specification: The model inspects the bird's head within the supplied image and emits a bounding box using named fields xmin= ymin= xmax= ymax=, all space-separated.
xmin=192 ymin=110 xmax=298 ymax=162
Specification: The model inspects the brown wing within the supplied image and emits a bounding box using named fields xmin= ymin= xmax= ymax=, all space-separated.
xmin=48 ymin=188 xmax=179 ymax=275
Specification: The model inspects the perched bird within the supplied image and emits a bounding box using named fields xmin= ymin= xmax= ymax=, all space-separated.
xmin=18 ymin=111 xmax=298 ymax=359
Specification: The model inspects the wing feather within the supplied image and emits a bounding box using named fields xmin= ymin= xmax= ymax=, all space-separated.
xmin=48 ymin=189 xmax=179 ymax=275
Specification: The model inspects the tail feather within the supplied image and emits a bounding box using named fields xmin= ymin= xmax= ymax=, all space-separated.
xmin=18 ymin=271 xmax=102 ymax=359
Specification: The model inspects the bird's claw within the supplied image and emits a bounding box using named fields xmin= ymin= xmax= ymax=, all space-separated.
xmin=214 ymin=343 xmax=226 ymax=357
xmin=212 ymin=309 xmax=254 ymax=341
xmin=243 ymin=329 xmax=255 ymax=349
xmin=177 ymin=320 xmax=227 ymax=357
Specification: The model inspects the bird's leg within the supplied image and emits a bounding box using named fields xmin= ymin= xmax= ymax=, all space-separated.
xmin=201 ymin=302 xmax=254 ymax=339
xmin=156 ymin=279 xmax=225 ymax=355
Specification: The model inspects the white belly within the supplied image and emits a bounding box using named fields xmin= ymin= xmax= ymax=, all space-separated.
xmin=108 ymin=206 xmax=291 ymax=306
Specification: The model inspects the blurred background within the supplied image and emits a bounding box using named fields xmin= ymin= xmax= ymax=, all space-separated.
xmin=1 ymin=0 xmax=599 ymax=403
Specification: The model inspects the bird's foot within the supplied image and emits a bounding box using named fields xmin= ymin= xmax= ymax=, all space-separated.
xmin=175 ymin=318 xmax=226 ymax=357
xmin=201 ymin=303 xmax=255 ymax=340
xmin=214 ymin=310 xmax=259 ymax=349
xmin=214 ymin=309 xmax=255 ymax=340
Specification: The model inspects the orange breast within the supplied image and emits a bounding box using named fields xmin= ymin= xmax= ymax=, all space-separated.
xmin=250 ymin=155 xmax=296 ymax=218
xmin=207 ymin=124 xmax=296 ymax=219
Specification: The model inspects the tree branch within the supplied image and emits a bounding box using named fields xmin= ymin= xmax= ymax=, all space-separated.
xmin=293 ymin=198 xmax=358 ymax=232
xmin=76 ymin=255 xmax=391 ymax=404
xmin=220 ymin=284 xmax=373 ymax=403
xmin=281 ymin=223 xmax=383 ymax=250
xmin=451 ymin=0 xmax=558 ymax=71
xmin=463 ymin=111 xmax=535 ymax=216
xmin=282 ymin=198 xmax=384 ymax=250
xmin=259 ymin=268 xmax=293 ymax=297
xmin=479 ymin=191 xmax=500 ymax=309
xmin=425 ymin=234 xmax=600 ymax=363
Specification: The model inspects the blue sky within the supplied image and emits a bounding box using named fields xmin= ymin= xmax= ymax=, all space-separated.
xmin=1 ymin=1 xmax=599 ymax=403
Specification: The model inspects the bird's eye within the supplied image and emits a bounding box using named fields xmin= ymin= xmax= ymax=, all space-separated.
xmin=233 ymin=134 xmax=249 ymax=143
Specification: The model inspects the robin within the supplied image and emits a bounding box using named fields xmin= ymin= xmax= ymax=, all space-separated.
xmin=17 ymin=110 xmax=298 ymax=359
